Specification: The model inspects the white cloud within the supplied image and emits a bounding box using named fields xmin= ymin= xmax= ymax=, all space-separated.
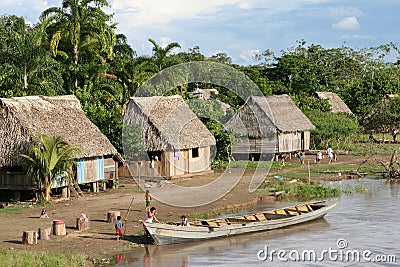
xmin=239 ymin=2 xmax=252 ymax=9
xmin=328 ymin=6 xmax=363 ymax=18
xmin=332 ymin=17 xmax=360 ymax=30
xmin=0 ymin=0 xmax=47 ymax=22
xmin=111 ymin=0 xmax=242 ymax=26
xmin=240 ymin=49 xmax=259 ymax=62
xmin=159 ymin=37 xmax=172 ymax=48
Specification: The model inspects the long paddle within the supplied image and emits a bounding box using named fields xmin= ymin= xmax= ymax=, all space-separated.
xmin=123 ymin=195 xmax=135 ymax=235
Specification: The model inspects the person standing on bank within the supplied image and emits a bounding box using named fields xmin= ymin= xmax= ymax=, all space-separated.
xmin=299 ymin=153 xmax=306 ymax=168
xmin=326 ymin=147 xmax=334 ymax=165
xmin=115 ymin=215 xmax=123 ymax=241
xmin=145 ymin=190 xmax=152 ymax=212
xmin=316 ymin=151 xmax=323 ymax=164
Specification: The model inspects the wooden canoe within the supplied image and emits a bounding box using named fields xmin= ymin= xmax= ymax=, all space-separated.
xmin=143 ymin=200 xmax=337 ymax=245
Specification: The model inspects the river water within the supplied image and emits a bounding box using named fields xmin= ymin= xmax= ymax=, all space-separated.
xmin=114 ymin=178 xmax=400 ymax=266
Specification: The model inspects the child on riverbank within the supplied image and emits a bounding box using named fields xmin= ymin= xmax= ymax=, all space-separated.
xmin=299 ymin=153 xmax=305 ymax=168
xmin=145 ymin=190 xmax=152 ymax=212
xmin=115 ymin=215 xmax=123 ymax=241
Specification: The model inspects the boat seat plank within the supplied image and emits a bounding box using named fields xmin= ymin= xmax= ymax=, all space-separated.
xmin=296 ymin=205 xmax=312 ymax=212
xmin=255 ymin=213 xmax=266 ymax=220
xmin=275 ymin=209 xmax=287 ymax=215
xmin=201 ymin=221 xmax=220 ymax=227
xmin=244 ymin=215 xmax=257 ymax=221
xmin=286 ymin=208 xmax=307 ymax=214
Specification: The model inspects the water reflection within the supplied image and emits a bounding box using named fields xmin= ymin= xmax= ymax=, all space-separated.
xmin=144 ymin=246 xmax=150 ymax=267
xmin=389 ymin=179 xmax=400 ymax=198
xmin=116 ymin=254 xmax=123 ymax=266
xmin=118 ymin=178 xmax=400 ymax=267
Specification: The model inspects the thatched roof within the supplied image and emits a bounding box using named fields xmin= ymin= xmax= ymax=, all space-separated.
xmin=253 ymin=95 xmax=315 ymax=133
xmin=0 ymin=95 xmax=119 ymax=168
xmin=226 ymin=94 xmax=315 ymax=137
xmin=313 ymin=92 xmax=353 ymax=114
xmin=124 ymin=95 xmax=216 ymax=151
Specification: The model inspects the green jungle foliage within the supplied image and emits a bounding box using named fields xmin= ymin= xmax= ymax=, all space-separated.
xmin=303 ymin=109 xmax=362 ymax=150
xmin=1 ymin=2 xmax=400 ymax=164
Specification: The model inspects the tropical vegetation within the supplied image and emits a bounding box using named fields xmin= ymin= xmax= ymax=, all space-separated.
xmin=1 ymin=0 xmax=400 ymax=163
xmin=19 ymin=134 xmax=80 ymax=201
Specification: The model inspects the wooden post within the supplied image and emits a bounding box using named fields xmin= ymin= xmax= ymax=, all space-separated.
xmin=101 ymin=182 xmax=106 ymax=191
xmin=76 ymin=217 xmax=90 ymax=231
xmin=38 ymin=227 xmax=52 ymax=240
xmin=107 ymin=211 xmax=120 ymax=223
xmin=52 ymin=220 xmax=66 ymax=236
xmin=61 ymin=187 xmax=69 ymax=198
xmin=22 ymin=231 xmax=38 ymax=245
xmin=92 ymin=182 xmax=98 ymax=193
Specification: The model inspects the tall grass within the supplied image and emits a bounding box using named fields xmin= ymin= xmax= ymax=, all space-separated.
xmin=259 ymin=179 xmax=341 ymax=201
xmin=0 ymin=249 xmax=87 ymax=267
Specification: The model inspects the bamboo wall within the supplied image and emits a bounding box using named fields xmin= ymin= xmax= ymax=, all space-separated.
xmin=278 ymin=131 xmax=311 ymax=152
xmin=126 ymin=146 xmax=213 ymax=179
xmin=232 ymin=131 xmax=311 ymax=160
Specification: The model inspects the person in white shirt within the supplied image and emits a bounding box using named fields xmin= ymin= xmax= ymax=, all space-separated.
xmin=326 ymin=147 xmax=333 ymax=164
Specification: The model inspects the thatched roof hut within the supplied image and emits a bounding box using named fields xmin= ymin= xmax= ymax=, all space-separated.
xmin=226 ymin=94 xmax=315 ymax=159
xmin=124 ymin=95 xmax=216 ymax=151
xmin=227 ymin=95 xmax=315 ymax=135
xmin=0 ymin=95 xmax=120 ymax=168
xmin=313 ymin=92 xmax=353 ymax=114
xmin=124 ymin=95 xmax=216 ymax=178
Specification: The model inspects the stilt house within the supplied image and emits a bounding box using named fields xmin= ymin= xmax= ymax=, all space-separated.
xmin=0 ymin=95 xmax=122 ymax=200
xmin=123 ymin=95 xmax=216 ymax=178
xmin=226 ymin=94 xmax=315 ymax=160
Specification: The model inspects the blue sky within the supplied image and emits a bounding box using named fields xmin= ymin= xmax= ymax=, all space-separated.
xmin=1 ymin=0 xmax=399 ymax=65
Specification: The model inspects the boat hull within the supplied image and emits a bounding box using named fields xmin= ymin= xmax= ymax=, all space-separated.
xmin=143 ymin=201 xmax=336 ymax=245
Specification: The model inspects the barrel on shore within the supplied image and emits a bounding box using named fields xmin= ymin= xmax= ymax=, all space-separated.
xmin=52 ymin=220 xmax=66 ymax=236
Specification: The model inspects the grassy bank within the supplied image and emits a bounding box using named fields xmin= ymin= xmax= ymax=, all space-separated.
xmin=258 ymin=178 xmax=341 ymax=200
xmin=0 ymin=249 xmax=87 ymax=267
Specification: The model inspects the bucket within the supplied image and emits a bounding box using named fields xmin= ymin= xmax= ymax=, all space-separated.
xmin=53 ymin=220 xmax=64 ymax=225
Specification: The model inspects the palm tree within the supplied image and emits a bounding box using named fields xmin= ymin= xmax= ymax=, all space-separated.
xmin=20 ymin=134 xmax=81 ymax=201
xmin=0 ymin=15 xmax=64 ymax=96
xmin=148 ymin=38 xmax=181 ymax=71
xmin=40 ymin=0 xmax=116 ymax=89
